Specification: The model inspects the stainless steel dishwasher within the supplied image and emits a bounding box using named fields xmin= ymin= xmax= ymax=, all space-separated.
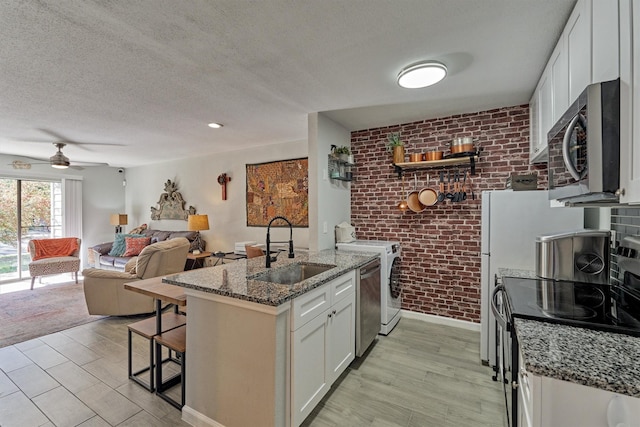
xmin=356 ymin=258 xmax=381 ymax=357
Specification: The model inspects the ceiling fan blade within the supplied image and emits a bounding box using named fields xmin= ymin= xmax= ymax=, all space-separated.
xmin=35 ymin=129 xmax=125 ymax=150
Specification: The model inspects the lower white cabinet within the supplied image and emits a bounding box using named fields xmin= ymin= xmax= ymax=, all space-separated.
xmin=291 ymin=271 xmax=356 ymax=427
xmin=517 ymin=351 xmax=640 ymax=427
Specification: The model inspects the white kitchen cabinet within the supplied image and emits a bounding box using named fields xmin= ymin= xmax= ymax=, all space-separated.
xmin=530 ymin=0 xmax=619 ymax=164
xmin=566 ymin=0 xmax=592 ymax=105
xmin=620 ymin=0 xmax=640 ymax=204
xmin=326 ymin=291 xmax=355 ymax=383
xmin=291 ymin=271 xmax=356 ymax=427
xmin=517 ymin=346 xmax=640 ymax=427
xmin=550 ymin=37 xmax=569 ymax=124
xmin=291 ymin=304 xmax=331 ymax=427
xmin=592 ymin=0 xmax=619 ymax=83
xmin=529 ymin=70 xmax=553 ymax=163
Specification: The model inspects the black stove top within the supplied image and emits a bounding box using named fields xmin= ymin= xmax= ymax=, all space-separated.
xmin=502 ymin=276 xmax=640 ymax=337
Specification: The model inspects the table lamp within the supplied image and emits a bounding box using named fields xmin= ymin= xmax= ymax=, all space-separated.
xmin=188 ymin=214 xmax=209 ymax=254
xmin=110 ymin=214 xmax=128 ymax=234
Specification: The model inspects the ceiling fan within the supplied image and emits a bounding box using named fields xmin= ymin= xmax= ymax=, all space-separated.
xmin=10 ymin=142 xmax=111 ymax=170
xmin=10 ymin=129 xmax=122 ymax=169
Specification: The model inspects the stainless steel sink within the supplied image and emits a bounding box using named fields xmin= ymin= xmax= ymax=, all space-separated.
xmin=251 ymin=262 xmax=336 ymax=285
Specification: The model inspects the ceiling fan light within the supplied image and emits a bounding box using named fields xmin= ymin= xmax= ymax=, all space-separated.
xmin=50 ymin=152 xmax=70 ymax=169
xmin=397 ymin=60 xmax=447 ymax=89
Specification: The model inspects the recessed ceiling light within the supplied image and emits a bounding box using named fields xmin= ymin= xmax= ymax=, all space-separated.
xmin=208 ymin=122 xmax=223 ymax=129
xmin=397 ymin=60 xmax=447 ymax=89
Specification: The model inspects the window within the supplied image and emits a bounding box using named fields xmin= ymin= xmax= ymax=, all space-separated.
xmin=0 ymin=178 xmax=62 ymax=283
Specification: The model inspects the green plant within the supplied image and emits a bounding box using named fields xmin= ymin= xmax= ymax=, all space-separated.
xmin=334 ymin=146 xmax=351 ymax=155
xmin=386 ymin=132 xmax=403 ymax=152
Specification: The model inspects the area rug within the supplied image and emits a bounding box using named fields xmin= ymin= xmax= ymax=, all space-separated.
xmin=0 ymin=281 xmax=104 ymax=348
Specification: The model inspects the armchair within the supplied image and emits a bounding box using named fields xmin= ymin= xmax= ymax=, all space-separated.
xmin=82 ymin=237 xmax=190 ymax=315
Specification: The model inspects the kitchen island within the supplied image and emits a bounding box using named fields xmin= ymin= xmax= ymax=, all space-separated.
xmin=163 ymin=249 xmax=377 ymax=427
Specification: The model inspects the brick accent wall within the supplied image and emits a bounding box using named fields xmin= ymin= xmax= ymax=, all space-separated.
xmin=350 ymin=104 xmax=546 ymax=323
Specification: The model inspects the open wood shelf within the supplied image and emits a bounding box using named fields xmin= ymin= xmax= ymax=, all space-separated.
xmin=393 ymin=153 xmax=479 ymax=177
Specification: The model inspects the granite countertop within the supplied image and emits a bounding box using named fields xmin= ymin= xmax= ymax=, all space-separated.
xmin=498 ymin=268 xmax=537 ymax=279
xmin=514 ymin=318 xmax=640 ymax=397
xmin=164 ymin=249 xmax=377 ymax=307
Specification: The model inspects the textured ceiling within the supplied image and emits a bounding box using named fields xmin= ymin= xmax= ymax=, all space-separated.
xmin=0 ymin=0 xmax=575 ymax=168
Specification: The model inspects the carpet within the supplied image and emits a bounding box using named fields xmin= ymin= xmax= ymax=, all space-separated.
xmin=0 ymin=281 xmax=104 ymax=348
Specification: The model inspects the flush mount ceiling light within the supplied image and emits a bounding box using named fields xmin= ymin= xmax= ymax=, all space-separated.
xmin=397 ymin=60 xmax=447 ymax=89
xmin=208 ymin=122 xmax=223 ymax=129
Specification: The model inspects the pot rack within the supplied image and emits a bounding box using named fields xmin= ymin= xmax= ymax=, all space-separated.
xmin=392 ymin=151 xmax=479 ymax=178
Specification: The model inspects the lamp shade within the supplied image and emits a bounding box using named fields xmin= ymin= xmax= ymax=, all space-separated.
xmin=110 ymin=214 xmax=128 ymax=226
xmin=188 ymin=214 xmax=209 ymax=231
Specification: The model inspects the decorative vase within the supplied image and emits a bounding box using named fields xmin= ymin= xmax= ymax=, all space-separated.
xmin=392 ymin=146 xmax=405 ymax=164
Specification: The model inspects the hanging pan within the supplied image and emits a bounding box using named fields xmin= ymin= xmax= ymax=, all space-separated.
xmin=418 ymin=173 xmax=438 ymax=206
xmin=407 ymin=174 xmax=426 ymax=213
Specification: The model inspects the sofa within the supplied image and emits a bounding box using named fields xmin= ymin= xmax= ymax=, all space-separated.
xmin=28 ymin=237 xmax=81 ymax=290
xmin=89 ymin=229 xmax=204 ymax=271
xmin=82 ymin=237 xmax=191 ymax=315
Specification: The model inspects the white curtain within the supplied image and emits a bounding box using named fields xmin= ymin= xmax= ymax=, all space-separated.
xmin=62 ymin=178 xmax=83 ymax=261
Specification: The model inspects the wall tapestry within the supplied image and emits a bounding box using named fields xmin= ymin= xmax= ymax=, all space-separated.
xmin=150 ymin=179 xmax=196 ymax=220
xmin=246 ymin=158 xmax=309 ymax=227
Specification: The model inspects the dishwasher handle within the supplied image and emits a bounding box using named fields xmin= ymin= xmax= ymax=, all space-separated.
xmin=491 ymin=284 xmax=508 ymax=329
xmin=360 ymin=260 xmax=381 ymax=279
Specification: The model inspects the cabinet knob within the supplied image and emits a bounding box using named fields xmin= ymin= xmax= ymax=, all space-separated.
xmin=328 ymin=313 xmax=332 ymax=318
xmin=615 ymin=188 xmax=626 ymax=196
xmin=332 ymin=310 xmax=337 ymax=315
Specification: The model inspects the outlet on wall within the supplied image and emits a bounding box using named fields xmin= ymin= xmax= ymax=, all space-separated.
xmin=323 ymin=221 xmax=328 ymax=234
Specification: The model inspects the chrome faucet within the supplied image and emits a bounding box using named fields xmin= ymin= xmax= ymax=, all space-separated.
xmin=266 ymin=216 xmax=295 ymax=268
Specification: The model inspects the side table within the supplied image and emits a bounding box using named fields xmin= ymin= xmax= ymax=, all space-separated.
xmin=185 ymin=251 xmax=212 ymax=270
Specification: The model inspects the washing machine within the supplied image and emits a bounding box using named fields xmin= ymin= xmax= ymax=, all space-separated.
xmin=336 ymin=240 xmax=401 ymax=335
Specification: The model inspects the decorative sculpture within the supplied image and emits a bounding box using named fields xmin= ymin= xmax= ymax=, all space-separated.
xmin=150 ymin=179 xmax=197 ymax=220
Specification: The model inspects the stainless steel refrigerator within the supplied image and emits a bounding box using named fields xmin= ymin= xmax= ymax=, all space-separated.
xmin=480 ymin=190 xmax=584 ymax=366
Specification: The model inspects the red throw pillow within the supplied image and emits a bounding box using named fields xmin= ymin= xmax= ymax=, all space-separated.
xmin=122 ymin=237 xmax=151 ymax=257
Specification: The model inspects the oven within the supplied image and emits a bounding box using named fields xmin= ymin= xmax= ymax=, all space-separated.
xmin=492 ymin=275 xmax=640 ymax=427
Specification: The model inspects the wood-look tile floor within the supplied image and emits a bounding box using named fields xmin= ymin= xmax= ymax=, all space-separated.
xmin=0 ymin=316 xmax=507 ymax=426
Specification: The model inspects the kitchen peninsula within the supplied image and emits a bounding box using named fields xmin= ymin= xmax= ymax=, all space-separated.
xmin=163 ymin=249 xmax=377 ymax=427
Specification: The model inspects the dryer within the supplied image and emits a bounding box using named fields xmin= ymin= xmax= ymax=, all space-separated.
xmin=336 ymin=240 xmax=401 ymax=335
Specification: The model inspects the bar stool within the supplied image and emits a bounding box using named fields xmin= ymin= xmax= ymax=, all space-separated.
xmin=155 ymin=324 xmax=186 ymax=409
xmin=127 ymin=312 xmax=186 ymax=392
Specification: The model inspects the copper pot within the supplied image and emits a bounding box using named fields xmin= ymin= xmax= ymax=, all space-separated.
xmin=424 ymin=151 xmax=443 ymax=161
xmin=451 ymin=137 xmax=474 ymax=154
xmin=409 ymin=153 xmax=422 ymax=162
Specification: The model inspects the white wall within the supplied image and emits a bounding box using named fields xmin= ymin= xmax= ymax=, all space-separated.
xmin=0 ymin=154 xmax=126 ymax=267
xmin=124 ymin=140 xmax=309 ymax=253
xmin=308 ymin=112 xmax=351 ymax=251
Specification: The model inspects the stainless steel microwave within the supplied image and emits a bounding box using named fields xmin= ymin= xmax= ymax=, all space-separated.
xmin=547 ymin=78 xmax=620 ymax=205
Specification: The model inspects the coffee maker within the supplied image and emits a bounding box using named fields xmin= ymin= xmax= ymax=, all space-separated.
xmin=536 ymin=229 xmax=611 ymax=284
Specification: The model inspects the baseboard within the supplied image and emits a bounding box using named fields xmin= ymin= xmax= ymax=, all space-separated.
xmin=401 ymin=309 xmax=481 ymax=332
xmin=182 ymin=406 xmax=224 ymax=427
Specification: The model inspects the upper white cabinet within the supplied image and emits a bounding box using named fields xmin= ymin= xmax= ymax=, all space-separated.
xmin=529 ymin=69 xmax=553 ymax=163
xmin=550 ymin=39 xmax=569 ymax=124
xmin=619 ymin=0 xmax=640 ymax=203
xmin=566 ymin=0 xmax=592 ymax=105
xmin=529 ymin=0 xmax=619 ymax=164
xmin=592 ymin=0 xmax=620 ymax=83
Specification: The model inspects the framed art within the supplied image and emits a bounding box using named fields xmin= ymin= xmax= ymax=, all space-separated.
xmin=246 ymin=158 xmax=308 ymax=227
